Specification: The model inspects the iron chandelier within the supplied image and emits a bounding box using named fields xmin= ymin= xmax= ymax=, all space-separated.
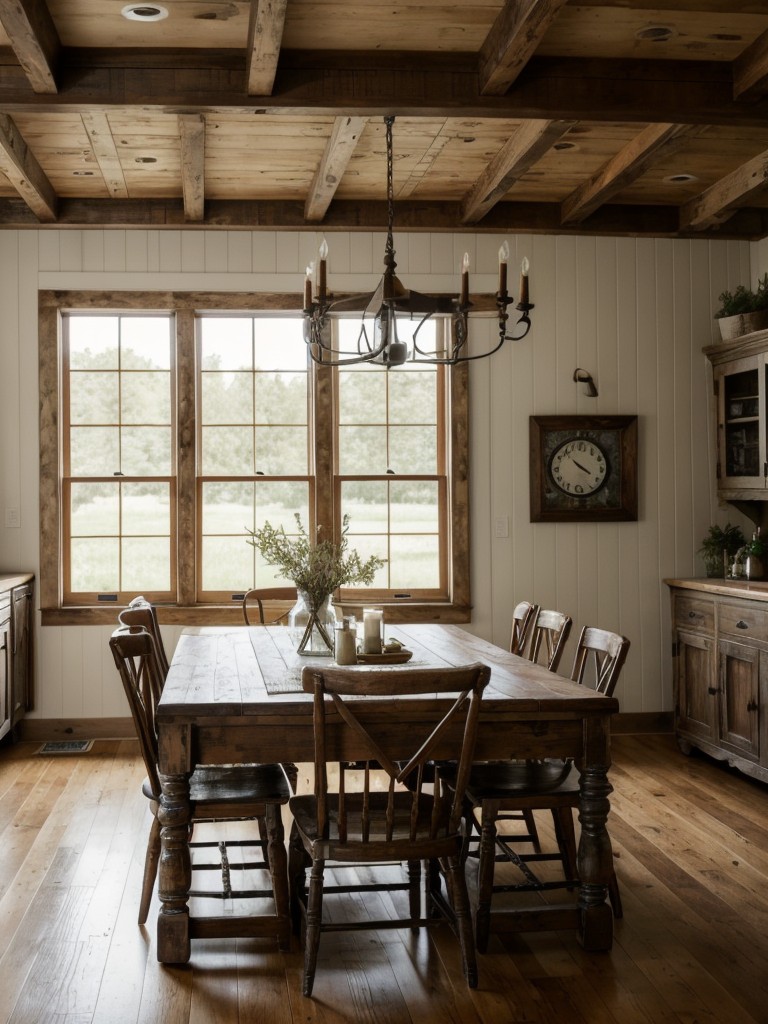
xmin=302 ymin=116 xmax=534 ymax=367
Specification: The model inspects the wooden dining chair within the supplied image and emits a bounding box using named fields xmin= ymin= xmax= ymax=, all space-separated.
xmin=509 ymin=600 xmax=538 ymax=656
xmin=452 ymin=626 xmax=629 ymax=952
xmin=110 ymin=624 xmax=293 ymax=947
xmin=118 ymin=595 xmax=170 ymax=678
xmin=241 ymin=587 xmax=296 ymax=625
xmin=288 ymin=661 xmax=491 ymax=997
xmin=527 ymin=608 xmax=572 ymax=672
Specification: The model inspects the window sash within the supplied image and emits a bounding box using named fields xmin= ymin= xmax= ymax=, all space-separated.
xmin=39 ymin=291 xmax=470 ymax=624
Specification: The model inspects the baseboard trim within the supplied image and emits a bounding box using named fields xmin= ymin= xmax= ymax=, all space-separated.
xmin=18 ymin=710 xmax=674 ymax=743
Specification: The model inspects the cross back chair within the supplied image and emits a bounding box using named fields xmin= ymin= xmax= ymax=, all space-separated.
xmin=509 ymin=601 xmax=538 ymax=656
xmin=458 ymin=625 xmax=630 ymax=952
xmin=118 ymin=595 xmax=170 ymax=678
xmin=288 ymin=662 xmax=491 ymax=997
xmin=527 ymin=608 xmax=572 ymax=672
xmin=493 ymin=606 xmax=573 ymax=858
xmin=110 ymin=625 xmax=292 ymax=947
xmin=241 ymin=587 xmax=296 ymax=625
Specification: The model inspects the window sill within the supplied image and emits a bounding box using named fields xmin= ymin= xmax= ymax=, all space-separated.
xmin=41 ymin=602 xmax=472 ymax=627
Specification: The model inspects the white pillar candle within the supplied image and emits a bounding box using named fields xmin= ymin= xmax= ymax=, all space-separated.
xmin=362 ymin=608 xmax=383 ymax=654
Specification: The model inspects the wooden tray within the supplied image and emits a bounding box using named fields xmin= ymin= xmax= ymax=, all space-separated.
xmin=356 ymin=648 xmax=413 ymax=664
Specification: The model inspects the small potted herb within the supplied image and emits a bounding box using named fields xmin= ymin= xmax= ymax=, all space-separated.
xmin=715 ymin=273 xmax=768 ymax=341
xmin=698 ymin=522 xmax=746 ymax=578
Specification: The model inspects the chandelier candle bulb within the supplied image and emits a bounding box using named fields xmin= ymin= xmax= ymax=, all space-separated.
xmin=519 ymin=257 xmax=530 ymax=306
xmin=362 ymin=608 xmax=384 ymax=655
xmin=498 ymin=241 xmax=509 ymax=295
xmin=461 ymin=252 xmax=470 ymax=306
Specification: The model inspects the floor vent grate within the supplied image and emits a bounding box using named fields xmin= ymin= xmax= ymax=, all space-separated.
xmin=37 ymin=740 xmax=94 ymax=755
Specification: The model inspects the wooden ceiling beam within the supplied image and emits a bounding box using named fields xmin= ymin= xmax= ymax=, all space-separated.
xmin=680 ymin=149 xmax=768 ymax=231
xmin=478 ymin=0 xmax=569 ymax=96
xmin=246 ymin=0 xmax=287 ymax=96
xmin=460 ymin=119 xmax=574 ymax=224
xmin=178 ymin=113 xmax=205 ymax=223
xmin=0 ymin=55 xmax=766 ymax=128
xmin=81 ymin=111 xmax=128 ymax=198
xmin=0 ymin=196 xmax=766 ymax=239
xmin=0 ymin=112 xmax=56 ymax=220
xmin=0 ymin=0 xmax=60 ymax=93
xmin=304 ymin=115 xmax=366 ymax=222
xmin=733 ymin=29 xmax=768 ymax=102
xmin=561 ymin=123 xmax=696 ymax=226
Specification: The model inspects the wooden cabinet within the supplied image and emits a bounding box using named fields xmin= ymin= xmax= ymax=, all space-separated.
xmin=668 ymin=579 xmax=768 ymax=784
xmin=0 ymin=574 xmax=33 ymax=743
xmin=705 ymin=330 xmax=768 ymax=499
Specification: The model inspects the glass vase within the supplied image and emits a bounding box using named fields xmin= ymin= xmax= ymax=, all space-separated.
xmin=288 ymin=591 xmax=339 ymax=656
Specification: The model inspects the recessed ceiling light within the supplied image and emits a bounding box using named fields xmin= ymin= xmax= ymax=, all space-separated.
xmin=664 ymin=173 xmax=699 ymax=184
xmin=636 ymin=25 xmax=676 ymax=42
xmin=135 ymin=156 xmax=158 ymax=163
xmin=121 ymin=4 xmax=168 ymax=21
xmin=72 ymin=170 xmax=95 ymax=176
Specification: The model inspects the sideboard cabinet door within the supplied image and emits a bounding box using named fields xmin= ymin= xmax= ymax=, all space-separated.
xmin=675 ymin=630 xmax=717 ymax=748
xmin=717 ymin=639 xmax=762 ymax=762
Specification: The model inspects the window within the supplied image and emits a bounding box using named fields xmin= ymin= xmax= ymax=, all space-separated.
xmin=39 ymin=292 xmax=469 ymax=624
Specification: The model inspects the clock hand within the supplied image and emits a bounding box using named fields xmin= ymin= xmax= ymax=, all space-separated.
xmin=572 ymin=459 xmax=591 ymax=474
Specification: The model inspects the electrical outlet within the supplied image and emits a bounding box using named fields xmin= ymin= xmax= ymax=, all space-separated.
xmin=494 ymin=516 xmax=509 ymax=538
xmin=4 ymin=507 xmax=20 ymax=529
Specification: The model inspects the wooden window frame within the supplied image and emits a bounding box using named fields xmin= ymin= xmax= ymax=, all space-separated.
xmin=39 ymin=290 xmax=470 ymax=625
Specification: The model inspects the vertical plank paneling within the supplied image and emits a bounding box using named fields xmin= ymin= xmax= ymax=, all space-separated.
xmin=0 ymin=227 xmax=758 ymax=725
xmin=615 ymin=238 xmax=641 ymax=710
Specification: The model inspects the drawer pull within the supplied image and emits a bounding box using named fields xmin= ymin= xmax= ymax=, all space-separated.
xmin=707 ymin=686 xmax=719 ymax=695
xmin=688 ymin=610 xmax=701 ymax=619
xmin=747 ymin=700 xmax=758 ymax=712
xmin=736 ymin=620 xmax=749 ymax=629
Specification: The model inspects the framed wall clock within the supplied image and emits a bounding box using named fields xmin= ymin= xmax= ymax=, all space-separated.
xmin=529 ymin=415 xmax=638 ymax=522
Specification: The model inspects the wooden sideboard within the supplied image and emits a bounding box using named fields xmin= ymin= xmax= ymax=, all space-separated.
xmin=0 ymin=573 xmax=34 ymax=743
xmin=666 ymin=577 xmax=768 ymax=784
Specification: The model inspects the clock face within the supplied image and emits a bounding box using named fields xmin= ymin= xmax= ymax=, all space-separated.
xmin=530 ymin=416 xmax=638 ymax=522
xmin=549 ymin=438 xmax=608 ymax=496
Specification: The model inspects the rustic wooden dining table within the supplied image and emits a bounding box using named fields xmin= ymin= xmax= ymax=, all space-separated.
xmin=155 ymin=622 xmax=619 ymax=964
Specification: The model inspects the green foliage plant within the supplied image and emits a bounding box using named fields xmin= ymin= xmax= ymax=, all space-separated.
xmin=698 ymin=522 xmax=746 ymax=576
xmin=715 ymin=273 xmax=768 ymax=318
xmin=246 ymin=513 xmax=384 ymax=611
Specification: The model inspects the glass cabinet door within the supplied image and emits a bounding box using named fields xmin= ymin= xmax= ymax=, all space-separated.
xmin=717 ymin=355 xmax=767 ymax=490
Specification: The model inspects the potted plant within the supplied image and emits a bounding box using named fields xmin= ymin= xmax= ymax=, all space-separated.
xmin=715 ymin=273 xmax=768 ymax=341
xmin=246 ymin=513 xmax=384 ymax=655
xmin=698 ymin=522 xmax=746 ymax=578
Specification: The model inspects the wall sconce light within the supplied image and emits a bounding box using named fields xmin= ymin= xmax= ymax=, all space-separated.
xmin=573 ymin=368 xmax=598 ymax=397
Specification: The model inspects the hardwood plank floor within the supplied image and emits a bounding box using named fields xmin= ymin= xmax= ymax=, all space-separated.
xmin=0 ymin=734 xmax=765 ymax=1024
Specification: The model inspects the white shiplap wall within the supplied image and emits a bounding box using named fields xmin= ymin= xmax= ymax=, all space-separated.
xmin=0 ymin=227 xmax=755 ymax=720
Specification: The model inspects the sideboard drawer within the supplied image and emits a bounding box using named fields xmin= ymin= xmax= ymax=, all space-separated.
xmin=674 ymin=594 xmax=715 ymax=634
xmin=719 ymin=602 xmax=768 ymax=642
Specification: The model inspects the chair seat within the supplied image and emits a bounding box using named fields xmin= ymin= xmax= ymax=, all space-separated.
xmin=290 ymin=791 xmax=456 ymax=858
xmin=464 ymin=759 xmax=577 ymax=803
xmin=143 ymin=762 xmax=291 ymax=806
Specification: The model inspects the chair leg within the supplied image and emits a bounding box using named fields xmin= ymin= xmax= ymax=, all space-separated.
xmin=474 ymin=800 xmax=498 ymax=954
xmin=288 ymin=823 xmax=309 ymax=936
xmin=521 ymin=809 xmax=542 ymax=853
xmin=551 ymin=807 xmax=578 ymax=881
xmin=302 ymin=857 xmax=325 ymax=998
xmin=442 ymin=854 xmax=478 ymax=989
xmin=407 ymin=860 xmax=421 ymax=929
xmin=608 ymin=869 xmax=623 ymax=919
xmin=138 ymin=815 xmax=161 ymax=925
xmin=264 ymin=804 xmax=291 ymax=951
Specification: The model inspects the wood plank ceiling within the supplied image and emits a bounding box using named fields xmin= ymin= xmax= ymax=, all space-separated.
xmin=2 ymin=1 xmax=768 ymax=238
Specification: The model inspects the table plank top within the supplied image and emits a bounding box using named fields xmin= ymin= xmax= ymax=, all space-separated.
xmin=159 ymin=624 xmax=619 ymax=719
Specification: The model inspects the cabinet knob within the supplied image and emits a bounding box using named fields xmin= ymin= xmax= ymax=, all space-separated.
xmin=688 ymin=610 xmax=700 ymax=619
xmin=736 ymin=620 xmax=749 ymax=629
xmin=747 ymin=700 xmax=758 ymax=712
xmin=707 ymin=686 xmax=720 ymax=695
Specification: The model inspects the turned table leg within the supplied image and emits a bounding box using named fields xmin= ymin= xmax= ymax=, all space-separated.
xmin=576 ymin=762 xmax=614 ymax=952
xmin=156 ymin=770 xmax=192 ymax=964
